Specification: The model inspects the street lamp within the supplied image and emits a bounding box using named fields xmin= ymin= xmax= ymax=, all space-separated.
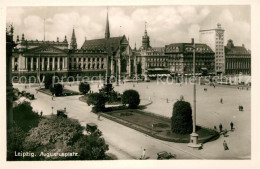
xmin=188 ymin=38 xmax=202 ymax=149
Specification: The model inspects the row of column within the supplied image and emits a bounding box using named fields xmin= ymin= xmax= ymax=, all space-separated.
xmin=70 ymin=57 xmax=106 ymax=70
xmin=26 ymin=56 xmax=67 ymax=71
xmin=226 ymin=58 xmax=250 ymax=69
xmin=110 ymin=56 xmax=136 ymax=76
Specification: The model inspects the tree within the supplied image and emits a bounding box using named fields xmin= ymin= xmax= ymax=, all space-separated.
xmin=22 ymin=116 xmax=109 ymax=160
xmin=7 ymin=124 xmax=26 ymax=160
xmin=49 ymin=83 xmax=63 ymax=96
xmin=44 ymin=74 xmax=53 ymax=89
xmin=171 ymin=100 xmax=193 ymax=134
xmin=73 ymin=129 xmax=109 ymax=160
xmin=79 ymin=82 xmax=90 ymax=94
xmin=13 ymin=101 xmax=40 ymax=132
xmin=121 ymin=90 xmax=140 ymax=109
xmin=87 ymin=93 xmax=107 ymax=113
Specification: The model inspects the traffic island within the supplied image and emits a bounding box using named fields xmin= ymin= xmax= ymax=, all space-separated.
xmin=100 ymin=109 xmax=220 ymax=143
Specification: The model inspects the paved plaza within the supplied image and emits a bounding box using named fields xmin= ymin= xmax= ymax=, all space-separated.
xmin=13 ymin=79 xmax=251 ymax=159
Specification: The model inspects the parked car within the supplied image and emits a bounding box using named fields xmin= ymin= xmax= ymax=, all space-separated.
xmin=57 ymin=109 xmax=67 ymax=118
xmin=157 ymin=151 xmax=176 ymax=160
xmin=28 ymin=94 xmax=35 ymax=100
xmin=86 ymin=123 xmax=97 ymax=133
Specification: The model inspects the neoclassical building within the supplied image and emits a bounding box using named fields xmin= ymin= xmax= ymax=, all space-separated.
xmin=12 ymin=12 xmax=135 ymax=80
xmin=225 ymin=39 xmax=251 ymax=75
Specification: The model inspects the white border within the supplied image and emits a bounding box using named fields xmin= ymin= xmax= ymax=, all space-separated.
xmin=1 ymin=0 xmax=259 ymax=169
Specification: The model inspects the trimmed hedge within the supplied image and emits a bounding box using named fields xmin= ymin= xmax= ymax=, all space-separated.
xmin=121 ymin=90 xmax=140 ymax=109
xmin=79 ymin=82 xmax=90 ymax=94
xmin=171 ymin=101 xmax=193 ymax=134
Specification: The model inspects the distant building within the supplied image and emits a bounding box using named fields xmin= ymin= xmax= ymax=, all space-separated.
xmin=12 ymin=12 xmax=135 ymax=80
xmin=135 ymin=23 xmax=169 ymax=76
xmin=165 ymin=43 xmax=215 ymax=75
xmin=224 ymin=39 xmax=251 ymax=75
xmin=199 ymin=23 xmax=225 ymax=74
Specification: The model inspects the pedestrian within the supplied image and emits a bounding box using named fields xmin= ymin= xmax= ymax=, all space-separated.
xmin=52 ymin=96 xmax=54 ymax=101
xmin=223 ymin=140 xmax=229 ymax=150
xmin=166 ymin=98 xmax=168 ymax=103
xmin=98 ymin=113 xmax=101 ymax=120
xmin=64 ymin=107 xmax=66 ymax=112
xmin=219 ymin=123 xmax=223 ymax=132
xmin=141 ymin=149 xmax=146 ymax=160
xmin=230 ymin=122 xmax=234 ymax=131
xmin=220 ymin=98 xmax=223 ymax=104
xmin=40 ymin=110 xmax=43 ymax=116
xmin=214 ymin=126 xmax=217 ymax=130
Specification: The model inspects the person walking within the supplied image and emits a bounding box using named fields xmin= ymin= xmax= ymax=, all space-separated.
xmin=141 ymin=149 xmax=146 ymax=160
xmin=230 ymin=122 xmax=234 ymax=131
xmin=223 ymin=140 xmax=229 ymax=150
xmin=40 ymin=110 xmax=43 ymax=116
xmin=98 ymin=113 xmax=101 ymax=120
xmin=220 ymin=98 xmax=223 ymax=104
xmin=219 ymin=123 xmax=223 ymax=132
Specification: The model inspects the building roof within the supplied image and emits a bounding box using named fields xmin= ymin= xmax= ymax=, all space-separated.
xmin=165 ymin=43 xmax=214 ymax=54
xmin=225 ymin=46 xmax=250 ymax=55
xmin=81 ymin=35 xmax=128 ymax=54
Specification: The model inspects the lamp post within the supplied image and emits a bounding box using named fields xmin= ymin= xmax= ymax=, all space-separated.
xmin=188 ymin=38 xmax=202 ymax=149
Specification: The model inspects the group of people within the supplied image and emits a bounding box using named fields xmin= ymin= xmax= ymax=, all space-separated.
xmin=216 ymin=122 xmax=234 ymax=133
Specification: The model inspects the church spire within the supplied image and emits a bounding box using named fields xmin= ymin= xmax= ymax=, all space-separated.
xmin=70 ymin=26 xmax=77 ymax=50
xmin=105 ymin=9 xmax=110 ymax=39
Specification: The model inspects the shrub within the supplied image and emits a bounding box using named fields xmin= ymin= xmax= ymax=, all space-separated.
xmin=121 ymin=90 xmax=140 ymax=109
xmin=13 ymin=101 xmax=40 ymax=132
xmin=79 ymin=82 xmax=90 ymax=94
xmin=87 ymin=93 xmax=107 ymax=113
xmin=171 ymin=101 xmax=193 ymax=134
xmin=49 ymin=83 xmax=63 ymax=96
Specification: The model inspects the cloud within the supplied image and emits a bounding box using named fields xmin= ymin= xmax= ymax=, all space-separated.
xmin=218 ymin=9 xmax=250 ymax=48
xmin=9 ymin=6 xmax=250 ymax=50
xmin=7 ymin=7 xmax=24 ymax=25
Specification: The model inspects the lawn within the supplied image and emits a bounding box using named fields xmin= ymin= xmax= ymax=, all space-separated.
xmin=38 ymin=88 xmax=80 ymax=96
xmin=104 ymin=109 xmax=219 ymax=143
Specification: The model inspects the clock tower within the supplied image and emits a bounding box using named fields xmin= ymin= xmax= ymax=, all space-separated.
xmin=199 ymin=23 xmax=225 ymax=74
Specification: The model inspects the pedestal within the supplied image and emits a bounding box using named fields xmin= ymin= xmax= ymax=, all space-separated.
xmin=188 ymin=132 xmax=202 ymax=149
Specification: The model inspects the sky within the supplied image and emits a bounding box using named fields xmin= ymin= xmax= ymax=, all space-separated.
xmin=6 ymin=6 xmax=251 ymax=50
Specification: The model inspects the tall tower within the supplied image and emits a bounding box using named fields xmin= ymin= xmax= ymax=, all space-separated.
xmin=199 ymin=23 xmax=225 ymax=74
xmin=70 ymin=27 xmax=77 ymax=50
xmin=105 ymin=11 xmax=110 ymax=39
xmin=141 ymin=22 xmax=151 ymax=50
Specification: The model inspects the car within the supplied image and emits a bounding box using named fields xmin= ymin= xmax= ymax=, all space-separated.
xmin=157 ymin=151 xmax=176 ymax=160
xmin=86 ymin=123 xmax=98 ymax=133
xmin=57 ymin=109 xmax=67 ymax=118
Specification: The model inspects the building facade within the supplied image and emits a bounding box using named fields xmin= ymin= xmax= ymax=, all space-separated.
xmin=225 ymin=39 xmax=251 ymax=75
xmin=165 ymin=43 xmax=215 ymax=75
xmin=135 ymin=24 xmax=169 ymax=76
xmin=11 ymin=13 xmax=135 ymax=80
xmin=199 ymin=23 xmax=225 ymax=74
